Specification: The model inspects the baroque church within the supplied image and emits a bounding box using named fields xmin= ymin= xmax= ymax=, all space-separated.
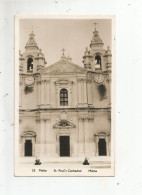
xmin=19 ymin=25 xmax=112 ymax=162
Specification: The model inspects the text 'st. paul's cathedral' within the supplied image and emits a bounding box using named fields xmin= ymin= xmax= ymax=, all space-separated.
xmin=19 ymin=25 xmax=112 ymax=164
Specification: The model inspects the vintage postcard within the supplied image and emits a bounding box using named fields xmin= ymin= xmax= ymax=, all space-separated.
xmin=15 ymin=15 xmax=115 ymax=176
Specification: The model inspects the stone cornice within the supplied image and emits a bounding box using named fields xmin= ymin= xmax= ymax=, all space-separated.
xmin=19 ymin=107 xmax=111 ymax=112
xmin=37 ymin=80 xmax=41 ymax=85
xmin=78 ymin=117 xmax=94 ymax=121
xmin=54 ymin=80 xmax=73 ymax=85
xmin=37 ymin=79 xmax=50 ymax=85
xmin=36 ymin=118 xmax=50 ymax=122
xmin=94 ymin=132 xmax=110 ymax=136
xmin=77 ymin=78 xmax=86 ymax=82
xmin=86 ymin=79 xmax=92 ymax=83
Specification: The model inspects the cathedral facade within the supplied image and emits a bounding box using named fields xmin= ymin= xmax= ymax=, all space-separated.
xmin=19 ymin=26 xmax=112 ymax=161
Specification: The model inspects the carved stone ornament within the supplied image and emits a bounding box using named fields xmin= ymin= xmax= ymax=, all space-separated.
xmin=26 ymin=32 xmax=37 ymax=47
xmin=60 ymin=111 xmax=67 ymax=120
xmin=92 ymin=30 xmax=103 ymax=43
xmin=94 ymin=74 xmax=104 ymax=83
xmin=53 ymin=119 xmax=76 ymax=129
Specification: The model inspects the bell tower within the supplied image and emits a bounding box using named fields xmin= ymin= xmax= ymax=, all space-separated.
xmin=19 ymin=31 xmax=47 ymax=74
xmin=83 ymin=24 xmax=111 ymax=72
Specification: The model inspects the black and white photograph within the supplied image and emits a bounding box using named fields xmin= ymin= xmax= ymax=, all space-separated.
xmin=2 ymin=0 xmax=142 ymax=193
xmin=15 ymin=16 xmax=115 ymax=176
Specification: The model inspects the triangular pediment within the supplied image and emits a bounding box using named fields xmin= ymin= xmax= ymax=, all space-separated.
xmin=53 ymin=119 xmax=76 ymax=129
xmin=40 ymin=59 xmax=87 ymax=74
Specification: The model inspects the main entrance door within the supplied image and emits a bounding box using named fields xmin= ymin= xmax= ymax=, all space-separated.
xmin=98 ymin=138 xmax=107 ymax=156
xmin=25 ymin=140 xmax=32 ymax=156
xmin=60 ymin=136 xmax=70 ymax=157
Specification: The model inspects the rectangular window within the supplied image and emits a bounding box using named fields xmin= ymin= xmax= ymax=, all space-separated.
xmin=60 ymin=88 xmax=68 ymax=106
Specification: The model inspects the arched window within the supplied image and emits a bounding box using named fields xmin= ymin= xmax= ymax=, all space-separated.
xmin=95 ymin=55 xmax=101 ymax=70
xmin=60 ymin=88 xmax=68 ymax=106
xmin=27 ymin=57 xmax=33 ymax=72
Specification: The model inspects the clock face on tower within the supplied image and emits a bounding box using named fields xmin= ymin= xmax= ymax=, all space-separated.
xmin=94 ymin=74 xmax=104 ymax=83
xmin=25 ymin=76 xmax=35 ymax=86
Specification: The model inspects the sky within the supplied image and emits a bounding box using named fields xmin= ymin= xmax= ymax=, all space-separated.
xmin=19 ymin=19 xmax=112 ymax=67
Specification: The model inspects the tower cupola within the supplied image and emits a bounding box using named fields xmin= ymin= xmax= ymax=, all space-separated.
xmin=25 ymin=31 xmax=38 ymax=51
xmin=90 ymin=27 xmax=104 ymax=49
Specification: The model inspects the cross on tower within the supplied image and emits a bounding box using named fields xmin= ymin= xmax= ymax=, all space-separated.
xmin=94 ymin=22 xmax=98 ymax=30
xmin=61 ymin=48 xmax=66 ymax=56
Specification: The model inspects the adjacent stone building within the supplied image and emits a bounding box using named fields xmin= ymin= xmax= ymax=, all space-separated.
xmin=19 ymin=26 xmax=112 ymax=161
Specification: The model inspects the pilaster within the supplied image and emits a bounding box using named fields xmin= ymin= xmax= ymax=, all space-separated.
xmin=40 ymin=80 xmax=45 ymax=106
xmin=37 ymin=80 xmax=41 ymax=108
xmin=40 ymin=119 xmax=45 ymax=156
xmin=46 ymin=80 xmax=50 ymax=107
xmin=87 ymin=79 xmax=93 ymax=107
xmin=45 ymin=119 xmax=51 ymax=156
xmin=55 ymin=83 xmax=59 ymax=107
xmin=84 ymin=119 xmax=90 ymax=155
xmin=77 ymin=79 xmax=82 ymax=107
xmin=78 ymin=118 xmax=84 ymax=156
xmin=83 ymin=79 xmax=88 ymax=107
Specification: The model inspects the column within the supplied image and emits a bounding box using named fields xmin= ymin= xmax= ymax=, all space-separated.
xmin=40 ymin=119 xmax=45 ymax=157
xmin=44 ymin=80 xmax=47 ymax=106
xmin=84 ymin=119 xmax=90 ymax=155
xmin=106 ymin=80 xmax=111 ymax=106
xmin=87 ymin=80 xmax=93 ymax=106
xmin=51 ymin=126 xmax=56 ymax=156
xmin=82 ymin=119 xmax=85 ymax=155
xmin=35 ymin=119 xmax=40 ymax=157
xmin=77 ymin=79 xmax=82 ymax=106
xmin=46 ymin=80 xmax=50 ymax=107
xmin=55 ymin=83 xmax=59 ymax=107
xmin=89 ymin=119 xmax=95 ymax=156
xmin=45 ymin=119 xmax=51 ymax=156
xmin=83 ymin=79 xmax=87 ymax=106
xmin=56 ymin=135 xmax=60 ymax=157
xmin=32 ymin=137 xmax=35 ymax=156
xmin=69 ymin=82 xmax=73 ymax=107
xmin=81 ymin=80 xmax=84 ymax=104
xmin=37 ymin=81 xmax=41 ymax=108
xmin=73 ymin=127 xmax=78 ymax=156
xmin=78 ymin=118 xmax=84 ymax=156
xmin=40 ymin=80 xmax=45 ymax=106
